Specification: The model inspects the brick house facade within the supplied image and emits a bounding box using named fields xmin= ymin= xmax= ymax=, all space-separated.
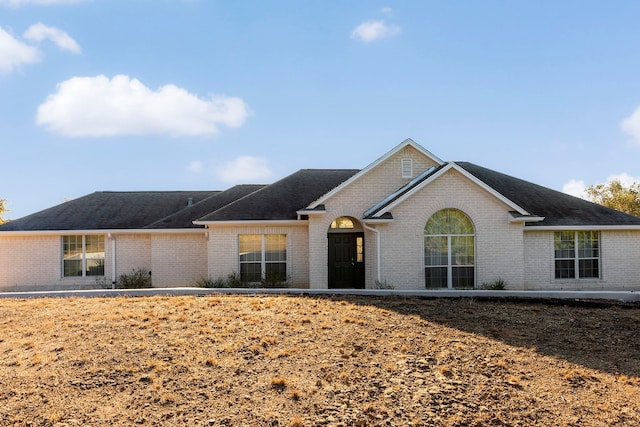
xmin=2 ymin=139 xmax=640 ymax=291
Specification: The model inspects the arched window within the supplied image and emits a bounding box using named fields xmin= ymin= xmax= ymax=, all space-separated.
xmin=424 ymin=209 xmax=475 ymax=289
xmin=330 ymin=216 xmax=355 ymax=229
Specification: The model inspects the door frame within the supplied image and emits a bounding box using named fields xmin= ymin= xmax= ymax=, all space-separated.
xmin=327 ymin=232 xmax=365 ymax=289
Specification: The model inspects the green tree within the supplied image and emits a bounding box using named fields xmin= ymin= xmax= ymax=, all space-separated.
xmin=0 ymin=199 xmax=7 ymax=224
xmin=585 ymin=180 xmax=640 ymax=217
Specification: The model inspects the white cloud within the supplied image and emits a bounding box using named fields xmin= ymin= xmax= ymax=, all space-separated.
xmin=216 ymin=156 xmax=273 ymax=183
xmin=351 ymin=20 xmax=401 ymax=42
xmin=606 ymin=172 xmax=639 ymax=186
xmin=562 ymin=179 xmax=587 ymax=199
xmin=24 ymin=23 xmax=80 ymax=54
xmin=621 ymin=106 xmax=640 ymax=145
xmin=36 ymin=74 xmax=250 ymax=137
xmin=381 ymin=7 xmax=392 ymax=14
xmin=0 ymin=26 xmax=41 ymax=74
xmin=563 ymin=173 xmax=640 ymax=199
xmin=187 ymin=160 xmax=203 ymax=174
xmin=0 ymin=0 xmax=87 ymax=7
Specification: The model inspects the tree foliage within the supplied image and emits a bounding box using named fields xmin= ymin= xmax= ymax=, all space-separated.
xmin=0 ymin=199 xmax=7 ymax=224
xmin=585 ymin=180 xmax=640 ymax=217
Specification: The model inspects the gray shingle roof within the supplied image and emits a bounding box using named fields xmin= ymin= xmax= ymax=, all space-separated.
xmin=145 ymin=185 xmax=265 ymax=229
xmin=456 ymin=162 xmax=640 ymax=227
xmin=198 ymin=169 xmax=360 ymax=222
xmin=0 ymin=191 xmax=217 ymax=231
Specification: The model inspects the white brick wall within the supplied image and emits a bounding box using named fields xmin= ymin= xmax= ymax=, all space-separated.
xmin=309 ymin=155 xmax=526 ymax=289
xmin=206 ymin=224 xmax=309 ymax=287
xmin=0 ymin=234 xmax=115 ymax=291
xmin=524 ymin=229 xmax=640 ymax=290
xmin=151 ymin=234 xmax=207 ymax=287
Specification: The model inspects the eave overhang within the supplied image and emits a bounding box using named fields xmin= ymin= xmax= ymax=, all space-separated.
xmin=193 ymin=220 xmax=308 ymax=227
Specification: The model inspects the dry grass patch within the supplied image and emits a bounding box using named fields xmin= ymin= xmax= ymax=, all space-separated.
xmin=0 ymin=294 xmax=639 ymax=426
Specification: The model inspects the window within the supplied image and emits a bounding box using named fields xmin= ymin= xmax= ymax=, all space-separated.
xmin=239 ymin=234 xmax=287 ymax=282
xmin=424 ymin=209 xmax=475 ymax=289
xmin=401 ymin=158 xmax=413 ymax=178
xmin=63 ymin=235 xmax=105 ymax=277
xmin=330 ymin=216 xmax=354 ymax=229
xmin=554 ymin=231 xmax=599 ymax=279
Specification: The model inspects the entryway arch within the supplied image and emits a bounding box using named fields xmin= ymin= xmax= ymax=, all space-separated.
xmin=327 ymin=216 xmax=365 ymax=289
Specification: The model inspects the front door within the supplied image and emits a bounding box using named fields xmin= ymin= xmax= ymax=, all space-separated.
xmin=328 ymin=233 xmax=364 ymax=289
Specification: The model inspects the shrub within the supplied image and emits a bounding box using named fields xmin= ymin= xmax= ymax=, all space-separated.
xmin=194 ymin=276 xmax=227 ymax=288
xmin=374 ymin=279 xmax=394 ymax=289
xmin=117 ymin=268 xmax=152 ymax=289
xmin=260 ymin=270 xmax=289 ymax=288
xmin=225 ymin=272 xmax=245 ymax=288
xmin=482 ymin=278 xmax=506 ymax=290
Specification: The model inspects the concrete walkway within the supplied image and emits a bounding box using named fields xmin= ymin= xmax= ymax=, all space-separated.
xmin=1 ymin=287 xmax=639 ymax=303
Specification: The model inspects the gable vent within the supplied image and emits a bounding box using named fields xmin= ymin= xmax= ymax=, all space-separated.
xmin=401 ymin=158 xmax=413 ymax=178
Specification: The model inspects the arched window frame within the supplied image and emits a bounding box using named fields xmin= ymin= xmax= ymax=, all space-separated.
xmin=424 ymin=209 xmax=475 ymax=289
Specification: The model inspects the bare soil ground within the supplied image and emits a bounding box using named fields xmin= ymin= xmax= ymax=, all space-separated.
xmin=1 ymin=294 xmax=639 ymax=427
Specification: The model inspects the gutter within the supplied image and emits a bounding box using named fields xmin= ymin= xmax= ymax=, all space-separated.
xmin=0 ymin=228 xmax=209 ymax=236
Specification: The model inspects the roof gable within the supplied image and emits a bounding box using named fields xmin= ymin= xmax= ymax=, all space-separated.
xmin=365 ymin=162 xmax=531 ymax=219
xmin=307 ymin=138 xmax=444 ymax=209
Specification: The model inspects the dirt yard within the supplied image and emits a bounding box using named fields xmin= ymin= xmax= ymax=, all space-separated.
xmin=0 ymin=294 xmax=639 ymax=426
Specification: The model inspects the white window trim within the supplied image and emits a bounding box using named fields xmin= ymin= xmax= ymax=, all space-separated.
xmin=554 ymin=231 xmax=600 ymax=280
xmin=62 ymin=235 xmax=105 ymax=278
xmin=238 ymin=234 xmax=287 ymax=282
xmin=425 ymin=233 xmax=475 ymax=289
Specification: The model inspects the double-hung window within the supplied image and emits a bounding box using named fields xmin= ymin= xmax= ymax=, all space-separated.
xmin=239 ymin=234 xmax=287 ymax=282
xmin=554 ymin=231 xmax=599 ymax=279
xmin=63 ymin=235 xmax=105 ymax=277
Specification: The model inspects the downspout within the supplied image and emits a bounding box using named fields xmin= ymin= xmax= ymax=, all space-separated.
xmin=362 ymin=223 xmax=380 ymax=283
xmin=108 ymin=233 xmax=116 ymax=289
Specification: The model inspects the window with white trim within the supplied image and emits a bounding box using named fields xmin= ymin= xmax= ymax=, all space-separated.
xmin=424 ymin=209 xmax=475 ymax=288
xmin=62 ymin=235 xmax=105 ymax=277
xmin=554 ymin=231 xmax=599 ymax=279
xmin=239 ymin=234 xmax=287 ymax=282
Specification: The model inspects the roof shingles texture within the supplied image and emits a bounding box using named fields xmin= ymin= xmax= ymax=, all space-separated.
xmin=198 ymin=169 xmax=360 ymax=222
xmin=456 ymin=162 xmax=640 ymax=227
xmin=0 ymin=191 xmax=216 ymax=231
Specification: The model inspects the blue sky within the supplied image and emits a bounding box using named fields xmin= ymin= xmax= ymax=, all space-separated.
xmin=1 ymin=0 xmax=640 ymax=219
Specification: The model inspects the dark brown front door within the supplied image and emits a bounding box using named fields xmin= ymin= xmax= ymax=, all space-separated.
xmin=328 ymin=233 xmax=364 ymax=289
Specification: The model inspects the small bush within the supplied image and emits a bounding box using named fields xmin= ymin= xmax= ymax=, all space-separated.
xmin=226 ymin=272 xmax=245 ymax=288
xmin=374 ymin=279 xmax=394 ymax=289
xmin=118 ymin=268 xmax=152 ymax=289
xmin=482 ymin=278 xmax=506 ymax=290
xmin=260 ymin=270 xmax=289 ymax=288
xmin=194 ymin=276 xmax=227 ymax=288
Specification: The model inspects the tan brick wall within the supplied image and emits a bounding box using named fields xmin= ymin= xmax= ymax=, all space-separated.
xmin=114 ymin=234 xmax=151 ymax=280
xmin=309 ymin=146 xmax=441 ymax=289
xmin=310 ymin=164 xmax=526 ymax=289
xmin=524 ymin=229 xmax=640 ymax=290
xmin=151 ymin=234 xmax=208 ymax=287
xmin=0 ymin=234 xmax=115 ymax=291
xmin=206 ymin=225 xmax=309 ymax=287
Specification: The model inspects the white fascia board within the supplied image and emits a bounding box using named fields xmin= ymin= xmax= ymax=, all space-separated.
xmin=307 ymin=138 xmax=444 ymax=209
xmin=524 ymin=225 xmax=640 ymax=231
xmin=0 ymin=228 xmax=207 ymax=237
xmin=194 ymin=220 xmax=307 ymax=227
xmin=371 ymin=162 xmax=531 ymax=218
xmin=509 ymin=216 xmax=546 ymax=223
